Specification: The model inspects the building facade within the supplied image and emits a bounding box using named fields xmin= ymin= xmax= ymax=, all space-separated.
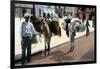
xmin=15 ymin=3 xmax=77 ymax=19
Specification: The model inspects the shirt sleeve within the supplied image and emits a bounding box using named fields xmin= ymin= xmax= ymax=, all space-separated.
xmin=31 ymin=23 xmax=38 ymax=36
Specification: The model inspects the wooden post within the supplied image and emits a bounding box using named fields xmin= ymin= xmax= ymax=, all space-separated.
xmin=33 ymin=4 xmax=35 ymax=16
xmin=19 ymin=4 xmax=22 ymax=20
xmin=64 ymin=6 xmax=66 ymax=16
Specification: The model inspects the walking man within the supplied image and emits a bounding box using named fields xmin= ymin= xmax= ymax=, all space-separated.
xmin=68 ymin=18 xmax=80 ymax=52
xmin=68 ymin=21 xmax=76 ymax=52
xmin=85 ymin=13 xmax=90 ymax=36
xmin=21 ymin=13 xmax=39 ymax=64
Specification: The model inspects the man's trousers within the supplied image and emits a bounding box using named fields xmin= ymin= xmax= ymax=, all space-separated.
xmin=21 ymin=36 xmax=31 ymax=64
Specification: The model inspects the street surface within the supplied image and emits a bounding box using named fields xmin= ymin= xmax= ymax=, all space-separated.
xmin=15 ymin=32 xmax=95 ymax=65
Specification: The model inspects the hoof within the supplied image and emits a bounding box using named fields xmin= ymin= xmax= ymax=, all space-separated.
xmin=69 ymin=47 xmax=74 ymax=52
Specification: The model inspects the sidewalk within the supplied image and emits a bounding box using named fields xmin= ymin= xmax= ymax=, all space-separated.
xmin=15 ymin=17 xmax=94 ymax=60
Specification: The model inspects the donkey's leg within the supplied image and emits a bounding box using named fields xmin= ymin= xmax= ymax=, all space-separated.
xmin=47 ymin=37 xmax=51 ymax=55
xmin=44 ymin=39 xmax=47 ymax=56
xmin=47 ymin=41 xmax=50 ymax=55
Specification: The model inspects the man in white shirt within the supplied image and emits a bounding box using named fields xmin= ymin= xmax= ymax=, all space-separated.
xmin=21 ymin=13 xmax=39 ymax=64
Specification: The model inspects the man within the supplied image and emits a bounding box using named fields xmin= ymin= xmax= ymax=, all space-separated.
xmin=21 ymin=13 xmax=39 ymax=64
xmin=68 ymin=20 xmax=76 ymax=52
xmin=68 ymin=18 xmax=80 ymax=52
xmin=85 ymin=13 xmax=90 ymax=36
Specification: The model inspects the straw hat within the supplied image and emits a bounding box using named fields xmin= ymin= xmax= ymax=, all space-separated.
xmin=24 ymin=13 xmax=31 ymax=18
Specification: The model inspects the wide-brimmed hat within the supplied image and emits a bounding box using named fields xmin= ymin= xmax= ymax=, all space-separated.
xmin=24 ymin=13 xmax=31 ymax=18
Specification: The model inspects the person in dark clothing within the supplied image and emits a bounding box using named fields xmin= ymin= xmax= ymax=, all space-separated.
xmin=85 ymin=13 xmax=90 ymax=36
xmin=86 ymin=20 xmax=90 ymax=36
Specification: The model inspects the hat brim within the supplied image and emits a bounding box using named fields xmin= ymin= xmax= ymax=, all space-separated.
xmin=24 ymin=16 xmax=30 ymax=18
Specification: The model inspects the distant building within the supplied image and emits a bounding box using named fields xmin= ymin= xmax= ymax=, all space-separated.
xmin=15 ymin=3 xmax=55 ymax=19
xmin=35 ymin=5 xmax=55 ymax=18
xmin=15 ymin=4 xmax=33 ymax=18
xmin=14 ymin=3 xmax=95 ymax=20
xmin=77 ymin=7 xmax=95 ymax=20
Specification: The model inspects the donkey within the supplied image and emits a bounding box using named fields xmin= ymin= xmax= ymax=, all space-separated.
xmin=40 ymin=19 xmax=52 ymax=56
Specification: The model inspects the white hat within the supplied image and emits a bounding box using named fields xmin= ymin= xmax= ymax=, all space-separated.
xmin=24 ymin=13 xmax=31 ymax=17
